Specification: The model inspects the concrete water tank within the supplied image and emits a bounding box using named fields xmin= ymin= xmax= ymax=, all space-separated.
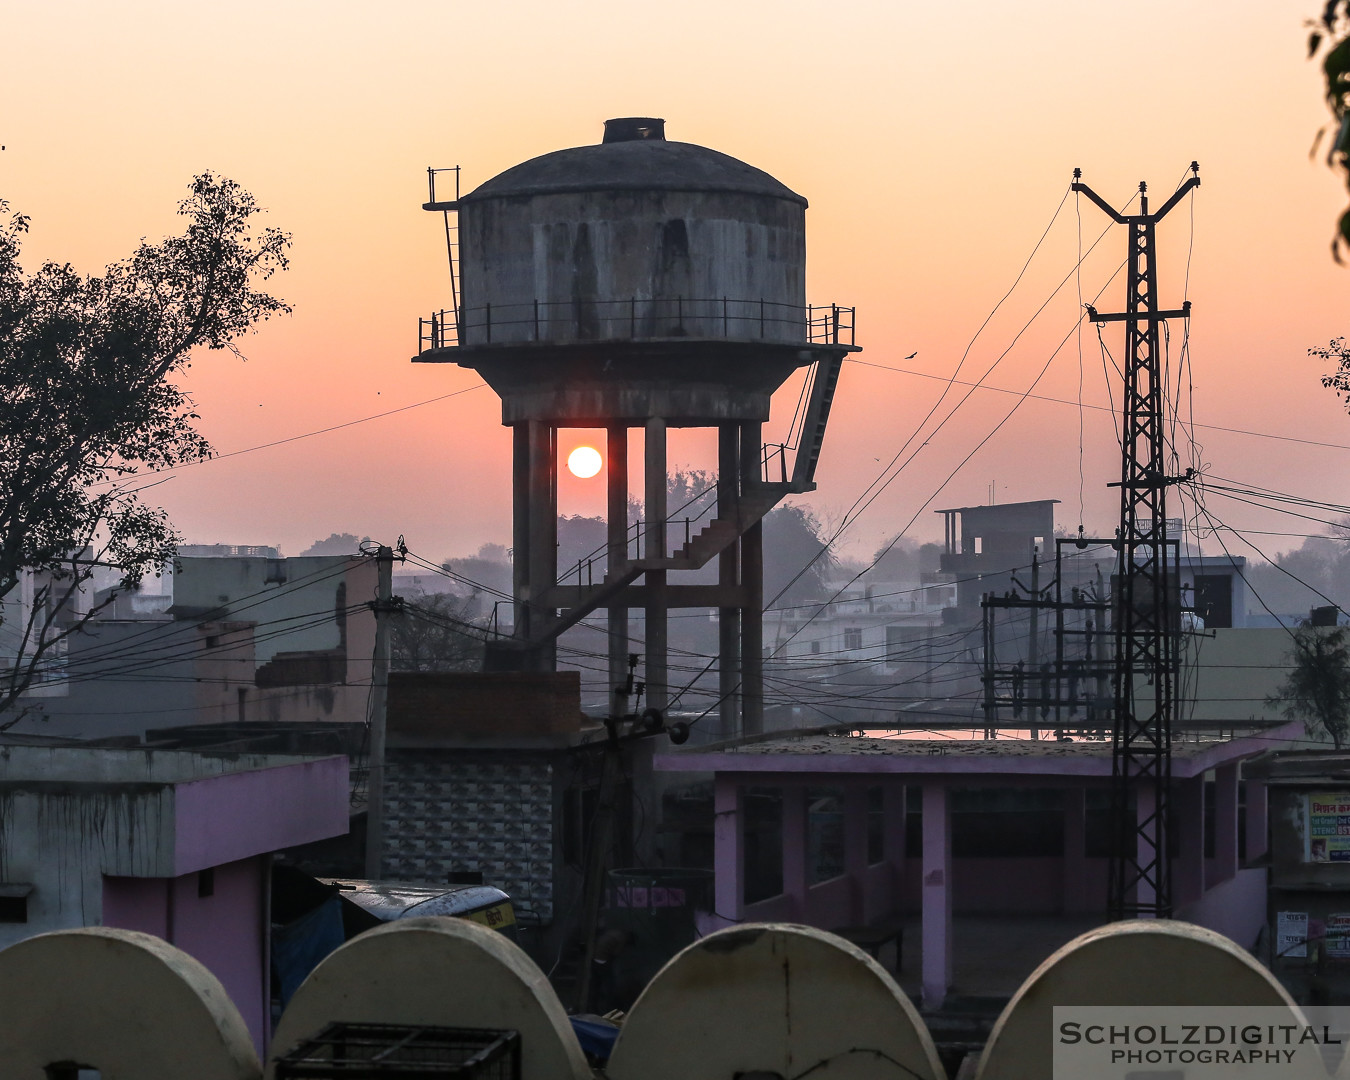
xmin=457 ymin=118 xmax=808 ymax=346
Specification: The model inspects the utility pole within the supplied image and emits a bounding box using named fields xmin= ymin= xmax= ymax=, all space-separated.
xmin=573 ymin=654 xmax=689 ymax=1013
xmin=1075 ymin=164 xmax=1199 ymax=919
xmin=364 ymin=543 xmax=402 ymax=880
xmin=1027 ymin=548 xmax=1040 ymax=740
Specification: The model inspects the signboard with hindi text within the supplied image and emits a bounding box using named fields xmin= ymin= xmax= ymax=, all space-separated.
xmin=1307 ymin=792 xmax=1350 ymax=863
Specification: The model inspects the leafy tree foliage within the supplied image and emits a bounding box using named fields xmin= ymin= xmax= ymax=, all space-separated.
xmin=444 ymin=542 xmax=513 ymax=602
xmin=557 ymin=514 xmax=609 ymax=576
xmin=1309 ymin=3 xmax=1350 ymax=257
xmin=0 ymin=174 xmax=290 ymax=722
xmin=870 ymin=536 xmax=943 ymax=581
xmin=1314 ymin=337 xmax=1350 ymax=408
xmin=300 ymin=532 xmax=369 ymax=557
xmin=1269 ymin=624 xmax=1350 ymax=748
xmin=764 ymin=504 xmax=834 ymax=604
xmin=1242 ymin=516 xmax=1350 ymax=622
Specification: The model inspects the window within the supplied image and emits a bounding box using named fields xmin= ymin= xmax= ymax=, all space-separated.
xmin=867 ymin=787 xmax=885 ymax=865
xmin=0 ymin=884 xmax=31 ymax=922
xmin=952 ymin=788 xmax=1064 ymax=857
xmin=31 ymin=637 xmax=68 ymax=685
xmin=197 ymin=868 xmax=215 ymax=898
xmin=743 ymin=787 xmax=784 ymax=904
xmin=843 ymin=628 xmax=863 ymax=651
xmin=1193 ymin=575 xmax=1234 ymax=628
xmin=810 ymin=641 xmax=821 ymax=654
xmin=807 ymin=787 xmax=845 ymax=884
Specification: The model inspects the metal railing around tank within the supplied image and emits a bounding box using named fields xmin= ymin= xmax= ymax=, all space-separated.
xmin=417 ymin=297 xmax=855 ymax=352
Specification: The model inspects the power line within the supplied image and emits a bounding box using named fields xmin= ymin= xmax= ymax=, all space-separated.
xmin=86 ymin=383 xmax=488 ymax=487
xmin=846 ymin=357 xmax=1350 ymax=454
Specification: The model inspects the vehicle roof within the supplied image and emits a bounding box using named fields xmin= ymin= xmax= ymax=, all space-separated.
xmin=324 ymin=878 xmax=510 ymax=921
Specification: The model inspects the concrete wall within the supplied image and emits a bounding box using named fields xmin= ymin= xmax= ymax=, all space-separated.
xmin=2 ymin=555 xmax=377 ymax=740
xmin=0 ymin=919 xmax=1303 ymax=1080
xmin=103 ymin=856 xmax=269 ymax=1052
xmin=382 ymin=750 xmax=556 ymax=921
xmin=1176 ymin=866 xmax=1268 ymax=950
xmin=172 ymin=555 xmax=376 ymax=675
xmin=389 ymin=671 xmax=583 ymax=738
xmin=0 ymin=748 xmax=345 ymax=937
xmin=0 ymin=748 xmax=345 ymax=1058
xmin=7 ymin=618 xmax=256 ymax=739
xmin=1182 ymin=628 xmax=1296 ymax=728
xmin=461 ymin=189 xmax=806 ymax=345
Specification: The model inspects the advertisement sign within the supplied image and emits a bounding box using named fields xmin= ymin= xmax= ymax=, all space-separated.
xmin=1278 ymin=911 xmax=1309 ymax=960
xmin=1327 ymin=914 xmax=1350 ymax=960
xmin=1307 ymin=792 xmax=1350 ymax=862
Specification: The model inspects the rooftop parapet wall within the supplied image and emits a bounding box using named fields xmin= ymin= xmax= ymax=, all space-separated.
xmin=0 ymin=919 xmax=1306 ymax=1080
xmin=388 ymin=671 xmax=585 ymax=743
xmin=0 ymin=747 xmax=349 ymax=947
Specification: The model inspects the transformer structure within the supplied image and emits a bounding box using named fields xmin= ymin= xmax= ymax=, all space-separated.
xmin=980 ymin=535 xmax=1115 ymax=740
xmin=416 ymin=118 xmax=857 ymax=736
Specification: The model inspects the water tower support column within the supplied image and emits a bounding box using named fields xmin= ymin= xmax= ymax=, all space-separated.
xmin=525 ymin=419 xmax=558 ymax=671
xmin=645 ymin=417 xmax=669 ymax=710
xmin=512 ymin=424 xmax=530 ymax=638
xmin=608 ymin=424 xmax=630 ymax=712
xmin=718 ymin=423 xmax=742 ymax=738
xmin=741 ymin=419 xmax=764 ymax=736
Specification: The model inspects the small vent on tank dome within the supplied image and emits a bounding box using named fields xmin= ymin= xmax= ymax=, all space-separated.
xmin=602 ymin=117 xmax=666 ymax=143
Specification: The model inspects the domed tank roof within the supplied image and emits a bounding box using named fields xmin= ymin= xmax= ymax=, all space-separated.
xmin=462 ymin=118 xmax=808 ymax=208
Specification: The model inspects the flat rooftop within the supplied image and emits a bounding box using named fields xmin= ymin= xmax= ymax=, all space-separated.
xmin=0 ymin=740 xmax=347 ymax=786
xmin=656 ymin=725 xmax=1298 ymax=779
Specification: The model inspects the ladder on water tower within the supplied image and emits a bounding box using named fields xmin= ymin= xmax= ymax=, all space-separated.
xmin=789 ymin=353 xmax=845 ymax=492
xmin=423 ymin=166 xmax=462 ymax=339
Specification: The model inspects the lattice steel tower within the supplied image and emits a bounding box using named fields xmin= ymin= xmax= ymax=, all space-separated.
xmin=1074 ymin=164 xmax=1199 ymax=918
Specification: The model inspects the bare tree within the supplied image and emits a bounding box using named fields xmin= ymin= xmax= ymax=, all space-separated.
xmin=390 ymin=593 xmax=490 ymax=673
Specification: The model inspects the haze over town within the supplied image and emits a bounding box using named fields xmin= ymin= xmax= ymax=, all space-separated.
xmin=4 ymin=0 xmax=1348 ymax=575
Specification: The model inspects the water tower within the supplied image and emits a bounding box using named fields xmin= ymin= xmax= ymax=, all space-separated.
xmin=415 ymin=118 xmax=857 ymax=736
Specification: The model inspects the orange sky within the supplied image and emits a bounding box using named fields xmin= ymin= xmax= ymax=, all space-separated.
xmin=4 ymin=0 xmax=1348 ymax=567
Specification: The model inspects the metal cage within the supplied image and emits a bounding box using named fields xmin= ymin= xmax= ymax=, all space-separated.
xmin=274 ymin=1023 xmax=521 ymax=1080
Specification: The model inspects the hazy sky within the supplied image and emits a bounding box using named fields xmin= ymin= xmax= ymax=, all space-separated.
xmin=4 ymin=0 xmax=1347 ymax=568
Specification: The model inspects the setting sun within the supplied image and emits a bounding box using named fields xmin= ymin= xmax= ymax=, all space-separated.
xmin=566 ymin=445 xmax=602 ymax=478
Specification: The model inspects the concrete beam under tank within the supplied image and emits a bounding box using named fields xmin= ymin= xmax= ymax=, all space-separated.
xmin=418 ymin=339 xmax=854 ymax=424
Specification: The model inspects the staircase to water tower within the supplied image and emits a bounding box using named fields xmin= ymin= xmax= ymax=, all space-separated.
xmin=525 ymin=348 xmax=847 ymax=647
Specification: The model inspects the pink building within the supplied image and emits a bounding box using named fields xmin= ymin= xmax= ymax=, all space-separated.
xmin=659 ymin=726 xmax=1290 ymax=1008
xmin=0 ymin=740 xmax=350 ymax=1055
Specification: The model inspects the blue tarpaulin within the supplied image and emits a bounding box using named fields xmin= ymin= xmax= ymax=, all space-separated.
xmin=271 ymin=894 xmax=345 ymax=1007
xmin=569 ymin=1016 xmax=621 ymax=1061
